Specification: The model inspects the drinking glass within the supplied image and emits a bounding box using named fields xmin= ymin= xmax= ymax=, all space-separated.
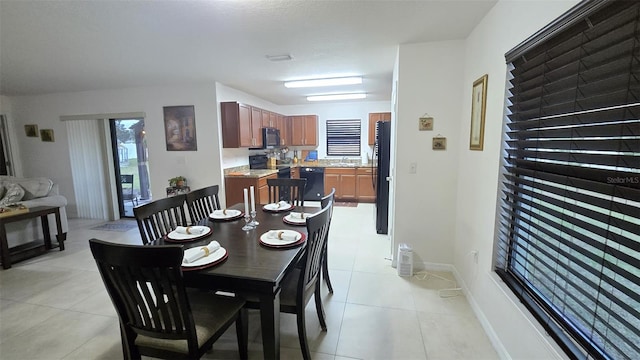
xmin=242 ymin=213 xmax=254 ymax=231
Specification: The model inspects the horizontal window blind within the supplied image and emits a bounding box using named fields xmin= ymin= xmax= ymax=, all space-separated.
xmin=326 ymin=119 xmax=361 ymax=156
xmin=496 ymin=1 xmax=640 ymax=359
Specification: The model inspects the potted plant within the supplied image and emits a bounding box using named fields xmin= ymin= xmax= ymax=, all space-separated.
xmin=169 ymin=176 xmax=187 ymax=188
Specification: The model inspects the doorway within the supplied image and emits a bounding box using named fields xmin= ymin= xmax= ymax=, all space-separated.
xmin=109 ymin=118 xmax=151 ymax=218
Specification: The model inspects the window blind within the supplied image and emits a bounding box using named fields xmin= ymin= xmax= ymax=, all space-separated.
xmin=326 ymin=119 xmax=361 ymax=156
xmin=496 ymin=1 xmax=640 ymax=359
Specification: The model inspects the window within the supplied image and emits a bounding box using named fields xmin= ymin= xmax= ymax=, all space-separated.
xmin=496 ymin=1 xmax=640 ymax=359
xmin=326 ymin=119 xmax=361 ymax=156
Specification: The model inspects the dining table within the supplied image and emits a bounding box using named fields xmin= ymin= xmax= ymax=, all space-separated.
xmin=152 ymin=202 xmax=319 ymax=360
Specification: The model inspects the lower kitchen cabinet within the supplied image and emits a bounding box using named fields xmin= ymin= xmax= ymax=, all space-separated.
xmin=224 ymin=173 xmax=276 ymax=207
xmin=356 ymin=167 xmax=377 ymax=202
xmin=324 ymin=168 xmax=356 ymax=201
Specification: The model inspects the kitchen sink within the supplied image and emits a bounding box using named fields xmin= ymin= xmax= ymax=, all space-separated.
xmin=330 ymin=162 xmax=355 ymax=167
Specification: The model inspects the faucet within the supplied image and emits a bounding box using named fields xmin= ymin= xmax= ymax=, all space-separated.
xmin=342 ymin=156 xmax=348 ymax=164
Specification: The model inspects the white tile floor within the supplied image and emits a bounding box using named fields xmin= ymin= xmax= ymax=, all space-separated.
xmin=0 ymin=203 xmax=498 ymax=359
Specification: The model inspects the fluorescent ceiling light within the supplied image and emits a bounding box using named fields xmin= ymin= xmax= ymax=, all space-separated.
xmin=307 ymin=93 xmax=366 ymax=102
xmin=285 ymin=76 xmax=362 ymax=88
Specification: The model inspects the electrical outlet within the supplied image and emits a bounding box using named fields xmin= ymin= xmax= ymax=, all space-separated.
xmin=409 ymin=162 xmax=417 ymax=174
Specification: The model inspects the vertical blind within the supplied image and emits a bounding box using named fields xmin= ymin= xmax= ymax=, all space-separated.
xmin=326 ymin=119 xmax=361 ymax=156
xmin=496 ymin=1 xmax=640 ymax=359
xmin=66 ymin=119 xmax=111 ymax=219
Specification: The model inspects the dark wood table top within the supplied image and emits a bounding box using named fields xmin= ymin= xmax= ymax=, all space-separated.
xmin=153 ymin=203 xmax=320 ymax=294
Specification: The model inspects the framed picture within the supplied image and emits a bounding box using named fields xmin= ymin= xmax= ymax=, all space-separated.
xmin=419 ymin=116 xmax=433 ymax=131
xmin=432 ymin=137 xmax=446 ymax=150
xmin=164 ymin=105 xmax=197 ymax=151
xmin=40 ymin=129 xmax=55 ymax=142
xmin=24 ymin=124 xmax=38 ymax=137
xmin=470 ymin=74 xmax=488 ymax=150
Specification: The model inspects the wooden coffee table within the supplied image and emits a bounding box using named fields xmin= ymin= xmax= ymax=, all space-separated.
xmin=0 ymin=205 xmax=66 ymax=269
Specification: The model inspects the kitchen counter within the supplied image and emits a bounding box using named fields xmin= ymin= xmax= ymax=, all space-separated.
xmin=224 ymin=160 xmax=376 ymax=179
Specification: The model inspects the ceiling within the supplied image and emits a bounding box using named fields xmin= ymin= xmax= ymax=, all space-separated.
xmin=0 ymin=0 xmax=497 ymax=106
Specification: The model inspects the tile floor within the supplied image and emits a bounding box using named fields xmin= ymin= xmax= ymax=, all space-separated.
xmin=0 ymin=203 xmax=498 ymax=359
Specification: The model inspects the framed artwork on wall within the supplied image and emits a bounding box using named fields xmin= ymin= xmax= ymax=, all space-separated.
xmin=163 ymin=105 xmax=197 ymax=151
xmin=469 ymin=74 xmax=488 ymax=150
xmin=25 ymin=124 xmax=38 ymax=137
xmin=40 ymin=129 xmax=55 ymax=142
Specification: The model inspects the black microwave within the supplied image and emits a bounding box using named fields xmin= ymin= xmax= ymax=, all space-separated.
xmin=261 ymin=127 xmax=280 ymax=149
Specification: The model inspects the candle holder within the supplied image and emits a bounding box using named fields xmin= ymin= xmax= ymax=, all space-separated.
xmin=249 ymin=210 xmax=259 ymax=226
xmin=242 ymin=213 xmax=254 ymax=231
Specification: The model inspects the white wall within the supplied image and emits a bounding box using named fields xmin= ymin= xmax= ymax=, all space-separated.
xmin=453 ymin=0 xmax=580 ymax=358
xmin=7 ymin=83 xmax=224 ymax=218
xmin=394 ymin=40 xmax=465 ymax=267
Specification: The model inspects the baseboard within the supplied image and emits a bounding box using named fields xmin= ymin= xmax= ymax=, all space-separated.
xmin=417 ymin=260 xmax=511 ymax=360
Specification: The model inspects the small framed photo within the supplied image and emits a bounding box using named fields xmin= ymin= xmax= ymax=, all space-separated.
xmin=470 ymin=74 xmax=488 ymax=150
xmin=419 ymin=117 xmax=434 ymax=131
xmin=24 ymin=124 xmax=38 ymax=137
xmin=40 ymin=129 xmax=55 ymax=142
xmin=433 ymin=137 xmax=446 ymax=150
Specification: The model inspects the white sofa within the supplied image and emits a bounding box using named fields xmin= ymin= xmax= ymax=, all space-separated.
xmin=0 ymin=176 xmax=68 ymax=248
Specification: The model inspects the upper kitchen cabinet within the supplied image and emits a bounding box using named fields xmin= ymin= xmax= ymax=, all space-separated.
xmin=221 ymin=101 xmax=262 ymax=148
xmin=276 ymin=114 xmax=290 ymax=146
xmin=368 ymin=112 xmax=391 ymax=145
xmin=289 ymin=115 xmax=318 ymax=146
xmin=261 ymin=109 xmax=277 ymax=128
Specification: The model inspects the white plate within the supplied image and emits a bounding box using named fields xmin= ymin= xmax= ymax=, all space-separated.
xmin=209 ymin=209 xmax=242 ymax=220
xmin=263 ymin=202 xmax=294 ymax=212
xmin=181 ymin=247 xmax=227 ymax=268
xmin=167 ymin=226 xmax=211 ymax=240
xmin=283 ymin=212 xmax=311 ymax=225
xmin=260 ymin=230 xmax=302 ymax=246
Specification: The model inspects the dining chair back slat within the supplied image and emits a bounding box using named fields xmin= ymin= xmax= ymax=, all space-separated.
xmin=319 ymin=188 xmax=335 ymax=293
xmin=89 ymin=239 xmax=248 ymax=359
xmin=133 ymin=195 xmax=188 ymax=245
xmin=185 ymin=185 xmax=221 ymax=225
xmin=266 ymin=178 xmax=307 ymax=206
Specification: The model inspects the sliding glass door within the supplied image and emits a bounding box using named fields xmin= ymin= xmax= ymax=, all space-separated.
xmin=109 ymin=118 xmax=151 ymax=218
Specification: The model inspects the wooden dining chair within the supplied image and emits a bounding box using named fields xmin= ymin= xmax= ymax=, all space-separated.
xmin=185 ymin=185 xmax=221 ymax=225
xmin=245 ymin=201 xmax=332 ymax=360
xmin=320 ymin=188 xmax=336 ymax=294
xmin=89 ymin=239 xmax=248 ymax=360
xmin=133 ymin=194 xmax=188 ymax=244
xmin=266 ymin=178 xmax=307 ymax=206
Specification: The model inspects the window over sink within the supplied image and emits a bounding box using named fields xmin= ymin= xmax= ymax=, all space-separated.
xmin=326 ymin=119 xmax=361 ymax=156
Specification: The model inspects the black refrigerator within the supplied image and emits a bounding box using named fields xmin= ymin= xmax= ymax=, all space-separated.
xmin=375 ymin=121 xmax=391 ymax=234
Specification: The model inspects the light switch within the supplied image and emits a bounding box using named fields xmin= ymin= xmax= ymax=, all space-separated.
xmin=409 ymin=162 xmax=417 ymax=174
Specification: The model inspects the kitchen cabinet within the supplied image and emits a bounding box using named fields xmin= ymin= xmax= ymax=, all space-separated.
xmin=324 ymin=168 xmax=356 ymax=201
xmin=261 ymin=109 xmax=277 ymax=128
xmin=276 ymin=114 xmax=290 ymax=146
xmin=224 ymin=173 xmax=277 ymax=207
xmin=289 ymin=115 xmax=318 ymax=146
xmin=368 ymin=112 xmax=391 ymax=145
xmin=221 ymin=102 xmax=262 ymax=148
xmin=356 ymin=167 xmax=377 ymax=202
